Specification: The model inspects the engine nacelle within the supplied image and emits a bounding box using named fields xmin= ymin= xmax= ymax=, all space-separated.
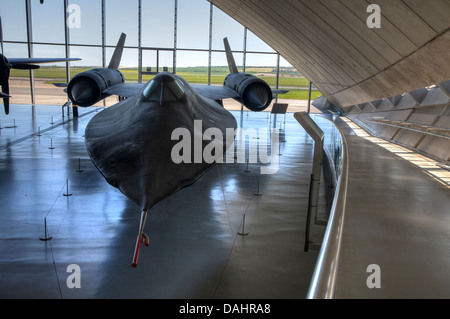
xmin=223 ymin=72 xmax=273 ymax=112
xmin=67 ymin=68 xmax=124 ymax=106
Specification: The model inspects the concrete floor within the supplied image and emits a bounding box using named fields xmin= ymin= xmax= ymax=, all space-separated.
xmin=0 ymin=104 xmax=328 ymax=299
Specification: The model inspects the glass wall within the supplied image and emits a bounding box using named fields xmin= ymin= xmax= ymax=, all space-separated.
xmin=0 ymin=0 xmax=320 ymax=107
xmin=1 ymin=1 xmax=27 ymax=42
xmin=68 ymin=0 xmax=103 ymax=45
xmin=177 ymin=0 xmax=210 ymax=50
xmin=142 ymin=0 xmax=175 ymax=48
xmin=31 ymin=0 xmax=66 ymax=44
xmin=105 ymin=0 xmax=139 ymax=47
xmin=211 ymin=6 xmax=244 ymax=52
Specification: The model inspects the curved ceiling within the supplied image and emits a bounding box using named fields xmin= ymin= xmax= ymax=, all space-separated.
xmin=209 ymin=0 xmax=450 ymax=108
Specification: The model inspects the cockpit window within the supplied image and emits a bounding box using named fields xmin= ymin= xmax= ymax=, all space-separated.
xmin=143 ymin=79 xmax=160 ymax=102
xmin=142 ymin=76 xmax=185 ymax=105
xmin=165 ymin=79 xmax=185 ymax=101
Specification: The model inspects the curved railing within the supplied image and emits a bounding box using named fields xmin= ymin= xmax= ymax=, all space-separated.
xmin=306 ymin=116 xmax=349 ymax=299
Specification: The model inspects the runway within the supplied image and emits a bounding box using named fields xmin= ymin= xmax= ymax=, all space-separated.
xmin=0 ymin=104 xmax=328 ymax=299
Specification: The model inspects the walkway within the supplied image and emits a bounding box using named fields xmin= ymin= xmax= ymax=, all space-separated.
xmin=335 ymin=117 xmax=450 ymax=298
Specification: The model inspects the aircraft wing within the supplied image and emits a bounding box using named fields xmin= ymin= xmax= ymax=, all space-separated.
xmin=75 ymin=76 xmax=287 ymax=104
xmin=191 ymin=84 xmax=289 ymax=101
xmin=190 ymin=84 xmax=240 ymax=100
xmin=104 ymin=82 xmax=242 ymax=100
xmin=8 ymin=58 xmax=81 ymax=66
xmin=272 ymin=89 xmax=289 ymax=95
xmin=103 ymin=82 xmax=146 ymax=98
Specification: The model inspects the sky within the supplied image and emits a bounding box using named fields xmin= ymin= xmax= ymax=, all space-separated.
xmin=0 ymin=0 xmax=293 ymax=68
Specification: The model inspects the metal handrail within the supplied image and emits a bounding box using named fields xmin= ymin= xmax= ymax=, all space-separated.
xmin=368 ymin=118 xmax=450 ymax=139
xmin=306 ymin=117 xmax=349 ymax=299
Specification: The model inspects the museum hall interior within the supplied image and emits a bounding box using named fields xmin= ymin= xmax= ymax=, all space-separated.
xmin=0 ymin=0 xmax=449 ymax=301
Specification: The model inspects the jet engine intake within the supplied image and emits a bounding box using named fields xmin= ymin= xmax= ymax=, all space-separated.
xmin=223 ymin=73 xmax=273 ymax=112
xmin=67 ymin=68 xmax=124 ymax=106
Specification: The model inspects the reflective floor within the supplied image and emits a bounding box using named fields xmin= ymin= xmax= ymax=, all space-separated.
xmin=0 ymin=104 xmax=327 ymax=299
xmin=335 ymin=118 xmax=450 ymax=299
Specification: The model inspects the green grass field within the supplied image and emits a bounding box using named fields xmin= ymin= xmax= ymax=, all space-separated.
xmin=11 ymin=66 xmax=322 ymax=100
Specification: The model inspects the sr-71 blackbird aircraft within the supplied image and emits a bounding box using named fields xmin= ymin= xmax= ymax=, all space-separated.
xmin=0 ymin=17 xmax=80 ymax=115
xmin=65 ymin=33 xmax=287 ymax=267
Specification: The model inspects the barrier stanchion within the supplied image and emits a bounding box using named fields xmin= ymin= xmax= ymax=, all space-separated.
xmin=63 ymin=179 xmax=72 ymax=197
xmin=76 ymin=158 xmax=83 ymax=172
xmin=39 ymin=218 xmax=53 ymax=241
xmin=238 ymin=215 xmax=249 ymax=236
xmin=254 ymin=177 xmax=262 ymax=196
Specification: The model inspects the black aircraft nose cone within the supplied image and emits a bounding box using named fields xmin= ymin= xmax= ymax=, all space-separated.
xmin=1 ymin=54 xmax=10 ymax=68
xmin=153 ymin=71 xmax=176 ymax=83
xmin=143 ymin=72 xmax=185 ymax=105
xmin=1 ymin=54 xmax=11 ymax=86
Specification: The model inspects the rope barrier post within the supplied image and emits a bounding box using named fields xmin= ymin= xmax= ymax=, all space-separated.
xmin=244 ymin=159 xmax=250 ymax=173
xmin=76 ymin=158 xmax=83 ymax=172
xmin=238 ymin=214 xmax=249 ymax=236
xmin=49 ymin=138 xmax=55 ymax=150
xmin=254 ymin=177 xmax=262 ymax=196
xmin=278 ymin=137 xmax=282 ymax=156
xmin=39 ymin=217 xmax=53 ymax=241
xmin=63 ymin=179 xmax=72 ymax=197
